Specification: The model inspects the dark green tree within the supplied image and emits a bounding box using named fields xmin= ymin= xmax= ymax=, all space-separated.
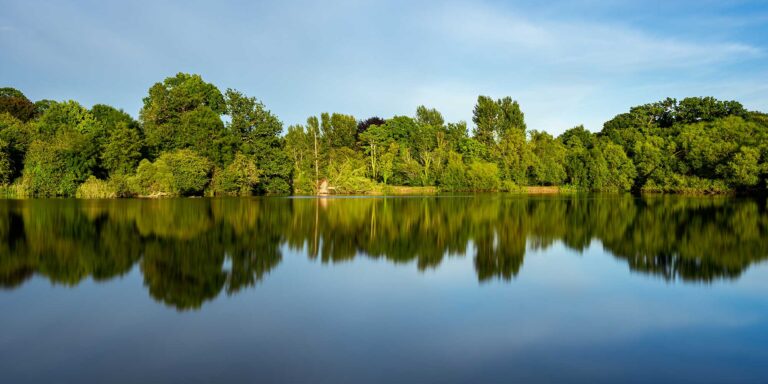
xmin=0 ymin=88 xmax=37 ymax=122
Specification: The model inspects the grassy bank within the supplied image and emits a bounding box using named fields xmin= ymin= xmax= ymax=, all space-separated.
xmin=307 ymin=185 xmax=566 ymax=196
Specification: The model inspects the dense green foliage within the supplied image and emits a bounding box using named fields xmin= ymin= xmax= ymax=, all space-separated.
xmin=212 ymin=153 xmax=261 ymax=196
xmin=601 ymin=97 xmax=766 ymax=193
xmin=2 ymin=196 xmax=767 ymax=309
xmin=1 ymin=76 xmax=766 ymax=196
xmin=1 ymin=74 xmax=292 ymax=197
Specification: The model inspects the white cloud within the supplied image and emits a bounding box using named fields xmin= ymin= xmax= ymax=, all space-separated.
xmin=432 ymin=2 xmax=761 ymax=72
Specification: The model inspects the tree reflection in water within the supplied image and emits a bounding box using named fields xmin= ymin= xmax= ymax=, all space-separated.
xmin=1 ymin=195 xmax=766 ymax=310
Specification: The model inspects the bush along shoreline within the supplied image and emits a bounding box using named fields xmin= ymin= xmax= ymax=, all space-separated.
xmin=1 ymin=75 xmax=767 ymax=198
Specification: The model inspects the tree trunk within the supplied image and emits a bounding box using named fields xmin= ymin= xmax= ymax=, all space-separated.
xmin=313 ymin=129 xmax=319 ymax=192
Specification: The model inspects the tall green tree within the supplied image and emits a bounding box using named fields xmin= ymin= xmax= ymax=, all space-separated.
xmin=415 ymin=105 xmax=445 ymax=128
xmin=140 ymin=73 xmax=227 ymax=159
xmin=320 ymin=113 xmax=357 ymax=149
xmin=472 ymin=96 xmax=499 ymax=148
xmin=226 ymin=89 xmax=291 ymax=194
xmin=359 ymin=123 xmax=392 ymax=181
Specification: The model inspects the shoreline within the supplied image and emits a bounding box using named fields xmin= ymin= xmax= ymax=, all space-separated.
xmin=4 ymin=184 xmax=764 ymax=199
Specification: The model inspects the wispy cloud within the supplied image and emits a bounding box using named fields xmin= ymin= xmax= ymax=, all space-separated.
xmin=431 ymin=2 xmax=761 ymax=72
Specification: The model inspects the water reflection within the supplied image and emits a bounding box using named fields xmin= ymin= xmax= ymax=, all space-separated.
xmin=1 ymin=195 xmax=767 ymax=310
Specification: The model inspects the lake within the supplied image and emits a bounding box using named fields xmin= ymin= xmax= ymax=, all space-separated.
xmin=1 ymin=195 xmax=767 ymax=383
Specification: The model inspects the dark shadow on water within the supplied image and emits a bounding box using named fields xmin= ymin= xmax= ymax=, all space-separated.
xmin=1 ymin=195 xmax=767 ymax=310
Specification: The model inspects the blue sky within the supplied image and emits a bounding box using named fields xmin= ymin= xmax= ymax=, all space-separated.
xmin=1 ymin=0 xmax=767 ymax=135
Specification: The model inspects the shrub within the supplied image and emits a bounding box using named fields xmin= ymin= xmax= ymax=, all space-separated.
xmin=160 ymin=149 xmax=211 ymax=196
xmin=465 ymin=160 xmax=501 ymax=191
xmin=439 ymin=152 xmax=466 ymax=191
xmin=290 ymin=168 xmax=316 ymax=195
xmin=129 ymin=150 xmax=211 ymax=197
xmin=76 ymin=176 xmax=117 ymax=198
xmin=327 ymin=156 xmax=376 ymax=193
xmin=0 ymin=181 xmax=24 ymax=197
xmin=129 ymin=158 xmax=175 ymax=196
xmin=21 ymin=139 xmax=78 ymax=196
xmin=500 ymin=180 xmax=523 ymax=192
xmin=107 ymin=174 xmax=133 ymax=197
xmin=392 ymin=148 xmax=423 ymax=186
xmin=642 ymin=175 xmax=730 ymax=194
xmin=261 ymin=177 xmax=292 ymax=195
xmin=212 ymin=153 xmax=261 ymax=195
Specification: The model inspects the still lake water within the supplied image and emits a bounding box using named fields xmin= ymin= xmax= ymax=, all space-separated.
xmin=1 ymin=195 xmax=768 ymax=383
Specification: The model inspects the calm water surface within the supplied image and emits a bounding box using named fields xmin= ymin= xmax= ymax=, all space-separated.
xmin=1 ymin=195 xmax=767 ymax=383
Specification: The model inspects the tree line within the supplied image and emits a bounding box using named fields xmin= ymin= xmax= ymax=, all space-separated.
xmin=2 ymin=73 xmax=767 ymax=196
